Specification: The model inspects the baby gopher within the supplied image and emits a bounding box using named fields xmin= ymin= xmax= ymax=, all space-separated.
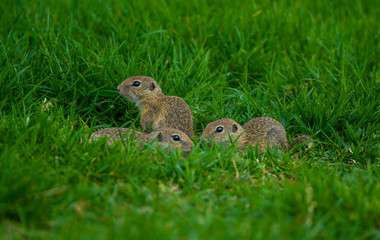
xmin=200 ymin=117 xmax=311 ymax=153
xmin=117 ymin=76 xmax=193 ymax=137
xmin=90 ymin=127 xmax=193 ymax=152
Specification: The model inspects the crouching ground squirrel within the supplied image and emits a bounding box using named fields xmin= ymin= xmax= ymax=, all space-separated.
xmin=200 ymin=117 xmax=311 ymax=153
xmin=90 ymin=127 xmax=193 ymax=152
xmin=117 ymin=76 xmax=193 ymax=137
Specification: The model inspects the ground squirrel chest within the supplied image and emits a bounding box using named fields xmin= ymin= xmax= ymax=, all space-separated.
xmin=117 ymin=76 xmax=193 ymax=137
xmin=200 ymin=117 xmax=310 ymax=153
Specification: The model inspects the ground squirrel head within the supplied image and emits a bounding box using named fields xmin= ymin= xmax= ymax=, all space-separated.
xmin=200 ymin=118 xmax=245 ymax=146
xmin=117 ymin=76 xmax=163 ymax=106
xmin=148 ymin=128 xmax=194 ymax=153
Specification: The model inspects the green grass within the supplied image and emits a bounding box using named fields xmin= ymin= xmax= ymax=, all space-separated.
xmin=1 ymin=0 xmax=379 ymax=239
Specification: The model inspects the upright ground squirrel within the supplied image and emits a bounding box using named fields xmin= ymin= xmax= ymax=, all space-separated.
xmin=117 ymin=76 xmax=193 ymax=137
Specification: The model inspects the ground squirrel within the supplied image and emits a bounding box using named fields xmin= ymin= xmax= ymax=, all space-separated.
xmin=90 ymin=127 xmax=194 ymax=152
xmin=117 ymin=76 xmax=193 ymax=137
xmin=200 ymin=117 xmax=311 ymax=153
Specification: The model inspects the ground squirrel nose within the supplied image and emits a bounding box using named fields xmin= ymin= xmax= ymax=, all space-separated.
xmin=117 ymin=86 xmax=120 ymax=92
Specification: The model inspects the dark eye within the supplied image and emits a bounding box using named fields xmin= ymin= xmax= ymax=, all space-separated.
xmin=216 ymin=126 xmax=224 ymax=132
xmin=172 ymin=135 xmax=181 ymax=141
xmin=132 ymin=81 xmax=141 ymax=87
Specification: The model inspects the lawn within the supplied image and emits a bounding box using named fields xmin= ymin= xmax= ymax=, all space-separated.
xmin=0 ymin=0 xmax=379 ymax=239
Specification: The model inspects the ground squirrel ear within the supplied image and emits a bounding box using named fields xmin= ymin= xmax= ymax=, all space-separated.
xmin=157 ymin=133 xmax=163 ymax=142
xmin=150 ymin=82 xmax=156 ymax=91
xmin=232 ymin=124 xmax=238 ymax=132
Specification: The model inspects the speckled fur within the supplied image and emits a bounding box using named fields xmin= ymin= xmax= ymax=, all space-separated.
xmin=117 ymin=76 xmax=193 ymax=137
xmin=90 ymin=128 xmax=142 ymax=146
xmin=200 ymin=117 xmax=311 ymax=153
xmin=90 ymin=127 xmax=194 ymax=152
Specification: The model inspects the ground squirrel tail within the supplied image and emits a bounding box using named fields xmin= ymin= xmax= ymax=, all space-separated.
xmin=287 ymin=135 xmax=312 ymax=151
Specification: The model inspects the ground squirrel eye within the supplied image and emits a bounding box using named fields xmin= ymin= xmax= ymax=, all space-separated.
xmin=132 ymin=81 xmax=141 ymax=87
xmin=172 ymin=135 xmax=181 ymax=141
xmin=216 ymin=126 xmax=224 ymax=132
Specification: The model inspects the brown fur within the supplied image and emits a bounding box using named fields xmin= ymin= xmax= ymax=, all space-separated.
xmin=117 ymin=76 xmax=193 ymax=137
xmin=200 ymin=117 xmax=311 ymax=153
xmin=90 ymin=127 xmax=193 ymax=152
